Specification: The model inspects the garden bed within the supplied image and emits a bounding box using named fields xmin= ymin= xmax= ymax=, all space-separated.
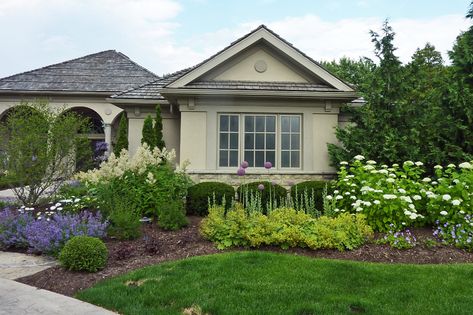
xmin=16 ymin=216 xmax=473 ymax=297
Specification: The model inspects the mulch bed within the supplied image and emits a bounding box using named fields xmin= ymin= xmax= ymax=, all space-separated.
xmin=16 ymin=216 xmax=473 ymax=297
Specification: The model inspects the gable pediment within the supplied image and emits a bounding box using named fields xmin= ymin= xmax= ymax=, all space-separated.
xmin=164 ymin=25 xmax=355 ymax=93
xmin=199 ymin=43 xmax=320 ymax=84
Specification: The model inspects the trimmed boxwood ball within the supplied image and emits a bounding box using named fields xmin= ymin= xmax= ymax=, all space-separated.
xmin=59 ymin=236 xmax=108 ymax=272
xmin=237 ymin=181 xmax=287 ymax=212
xmin=290 ymin=180 xmax=334 ymax=212
xmin=186 ymin=182 xmax=235 ymax=216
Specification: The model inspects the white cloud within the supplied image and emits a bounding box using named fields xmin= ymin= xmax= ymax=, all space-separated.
xmin=0 ymin=1 xmax=470 ymax=78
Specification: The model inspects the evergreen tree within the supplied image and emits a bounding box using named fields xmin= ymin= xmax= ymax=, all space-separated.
xmin=154 ymin=105 xmax=166 ymax=150
xmin=141 ymin=115 xmax=156 ymax=148
xmin=113 ymin=112 xmax=128 ymax=156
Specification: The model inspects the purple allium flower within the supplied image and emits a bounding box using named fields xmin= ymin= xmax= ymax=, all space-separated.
xmin=240 ymin=161 xmax=249 ymax=169
xmin=264 ymin=161 xmax=272 ymax=169
xmin=258 ymin=184 xmax=265 ymax=191
xmin=237 ymin=168 xmax=246 ymax=176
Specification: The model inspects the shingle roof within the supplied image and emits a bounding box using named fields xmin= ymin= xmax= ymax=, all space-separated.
xmin=112 ymin=25 xmax=354 ymax=100
xmin=111 ymin=68 xmax=192 ymax=100
xmin=186 ymin=80 xmax=338 ymax=91
xmin=0 ymin=50 xmax=158 ymax=94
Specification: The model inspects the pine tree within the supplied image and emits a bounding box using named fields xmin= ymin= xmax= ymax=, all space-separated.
xmin=141 ymin=115 xmax=156 ymax=148
xmin=154 ymin=105 xmax=166 ymax=150
xmin=113 ymin=112 xmax=128 ymax=156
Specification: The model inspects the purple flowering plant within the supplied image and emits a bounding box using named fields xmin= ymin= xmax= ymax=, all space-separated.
xmin=377 ymin=224 xmax=417 ymax=249
xmin=0 ymin=207 xmax=108 ymax=256
xmin=433 ymin=217 xmax=473 ymax=251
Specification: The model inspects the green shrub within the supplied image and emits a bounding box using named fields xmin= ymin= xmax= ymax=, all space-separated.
xmin=186 ymin=182 xmax=234 ymax=216
xmin=158 ymin=200 xmax=188 ymax=230
xmin=237 ymin=181 xmax=287 ymax=213
xmin=107 ymin=207 xmax=141 ymax=240
xmin=200 ymin=205 xmax=372 ymax=251
xmin=291 ymin=180 xmax=334 ymax=213
xmin=59 ymin=236 xmax=108 ymax=272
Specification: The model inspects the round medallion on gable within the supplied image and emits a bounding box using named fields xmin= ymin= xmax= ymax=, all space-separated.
xmin=254 ymin=60 xmax=267 ymax=73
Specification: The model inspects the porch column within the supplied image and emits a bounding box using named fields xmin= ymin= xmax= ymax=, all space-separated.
xmin=104 ymin=123 xmax=112 ymax=155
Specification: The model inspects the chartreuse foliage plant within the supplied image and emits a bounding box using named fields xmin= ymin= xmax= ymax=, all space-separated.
xmin=200 ymin=203 xmax=372 ymax=251
xmin=78 ymin=251 xmax=473 ymax=315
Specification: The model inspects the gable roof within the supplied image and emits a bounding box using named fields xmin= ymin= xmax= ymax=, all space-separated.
xmin=163 ymin=25 xmax=355 ymax=92
xmin=113 ymin=25 xmax=357 ymax=101
xmin=0 ymin=50 xmax=158 ymax=94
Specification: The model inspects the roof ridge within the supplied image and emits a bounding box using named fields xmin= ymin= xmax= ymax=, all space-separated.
xmin=0 ymin=50 xmax=118 ymax=81
xmin=115 ymin=51 xmax=159 ymax=78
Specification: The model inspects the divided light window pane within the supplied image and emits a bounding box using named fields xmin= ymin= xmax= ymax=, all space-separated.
xmin=280 ymin=115 xmax=301 ymax=168
xmin=244 ymin=114 xmax=276 ymax=167
xmin=218 ymin=114 xmax=239 ymax=167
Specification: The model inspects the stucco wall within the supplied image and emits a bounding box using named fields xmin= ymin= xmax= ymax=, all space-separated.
xmin=178 ymin=97 xmax=342 ymax=177
xmin=210 ymin=47 xmax=310 ymax=83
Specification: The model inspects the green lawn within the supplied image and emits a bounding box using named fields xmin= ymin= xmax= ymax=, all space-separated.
xmin=77 ymin=251 xmax=473 ymax=315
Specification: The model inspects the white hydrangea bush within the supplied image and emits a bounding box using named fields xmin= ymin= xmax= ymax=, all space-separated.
xmin=330 ymin=157 xmax=428 ymax=231
xmin=329 ymin=157 xmax=473 ymax=232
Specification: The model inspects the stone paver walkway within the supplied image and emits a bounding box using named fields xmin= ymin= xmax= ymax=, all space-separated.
xmin=0 ymin=278 xmax=117 ymax=315
xmin=0 ymin=251 xmax=57 ymax=280
xmin=0 ymin=252 xmax=117 ymax=314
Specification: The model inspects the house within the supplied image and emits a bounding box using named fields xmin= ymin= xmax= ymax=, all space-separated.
xmin=0 ymin=25 xmax=357 ymax=185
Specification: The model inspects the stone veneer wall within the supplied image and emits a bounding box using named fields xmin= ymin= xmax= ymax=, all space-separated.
xmin=188 ymin=172 xmax=336 ymax=189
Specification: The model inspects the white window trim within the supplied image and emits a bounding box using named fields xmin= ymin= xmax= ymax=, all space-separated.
xmin=217 ymin=113 xmax=302 ymax=170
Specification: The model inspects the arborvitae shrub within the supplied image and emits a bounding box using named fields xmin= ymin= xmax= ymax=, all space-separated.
xmin=141 ymin=115 xmax=156 ymax=148
xmin=59 ymin=236 xmax=108 ymax=272
xmin=155 ymin=105 xmax=165 ymax=150
xmin=186 ymin=182 xmax=235 ymax=216
xmin=114 ymin=113 xmax=128 ymax=155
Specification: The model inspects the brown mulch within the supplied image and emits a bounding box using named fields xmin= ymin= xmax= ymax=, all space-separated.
xmin=16 ymin=216 xmax=473 ymax=297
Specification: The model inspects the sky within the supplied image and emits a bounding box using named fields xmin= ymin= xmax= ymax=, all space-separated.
xmin=0 ymin=0 xmax=471 ymax=78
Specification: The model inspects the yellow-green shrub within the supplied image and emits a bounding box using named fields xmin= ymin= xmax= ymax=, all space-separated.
xmin=200 ymin=205 xmax=372 ymax=251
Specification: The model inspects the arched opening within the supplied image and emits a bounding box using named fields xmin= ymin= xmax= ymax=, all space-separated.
xmin=62 ymin=107 xmax=106 ymax=169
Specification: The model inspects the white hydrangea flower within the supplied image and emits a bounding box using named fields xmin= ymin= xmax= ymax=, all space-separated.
xmin=356 ymin=207 xmax=363 ymax=212
xmin=408 ymin=204 xmax=416 ymax=210
xmin=381 ymin=164 xmax=388 ymax=169
xmin=373 ymin=200 xmax=380 ymax=205
xmin=404 ymin=161 xmax=414 ymax=166
xmin=422 ymin=177 xmax=431 ymax=183
xmin=452 ymin=200 xmax=462 ymax=206
xmin=392 ymin=163 xmax=399 ymax=167
xmin=386 ymin=178 xmax=395 ymax=183
xmin=398 ymin=188 xmax=406 ymax=194
xmin=363 ymin=201 xmax=372 ymax=207
xmin=383 ymin=194 xmax=397 ymax=200
xmin=366 ymin=160 xmax=377 ymax=165
xmin=350 ymin=196 xmax=357 ymax=200
xmin=354 ymin=155 xmax=365 ymax=160
xmin=389 ymin=173 xmax=396 ymax=178
xmin=447 ymin=164 xmax=456 ymax=168
xmin=340 ymin=161 xmax=349 ymax=165
xmin=453 ymin=179 xmax=460 ymax=184
xmin=378 ymin=169 xmax=389 ymax=175
xmin=459 ymin=162 xmax=472 ymax=169
xmin=413 ymin=195 xmax=422 ymax=201
xmin=434 ymin=165 xmax=443 ymax=169
xmin=336 ymin=195 xmax=343 ymax=200
xmin=414 ymin=161 xmax=424 ymax=166
xmin=344 ymin=192 xmax=351 ymax=196
xmin=431 ymin=181 xmax=438 ymax=185
xmin=409 ymin=213 xmax=418 ymax=220
xmin=334 ymin=190 xmax=339 ymax=194
xmin=400 ymin=196 xmax=413 ymax=203
xmin=440 ymin=210 xmax=448 ymax=216
xmin=442 ymin=194 xmax=452 ymax=201
xmin=325 ymin=195 xmax=333 ymax=200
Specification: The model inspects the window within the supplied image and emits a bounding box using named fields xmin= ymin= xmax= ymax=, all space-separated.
xmin=218 ymin=114 xmax=239 ymax=167
xmin=218 ymin=113 xmax=301 ymax=169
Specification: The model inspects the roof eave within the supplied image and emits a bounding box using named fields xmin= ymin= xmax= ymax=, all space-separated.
xmin=0 ymin=90 xmax=114 ymax=97
xmin=106 ymin=97 xmax=169 ymax=105
xmin=159 ymin=88 xmax=358 ymax=101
